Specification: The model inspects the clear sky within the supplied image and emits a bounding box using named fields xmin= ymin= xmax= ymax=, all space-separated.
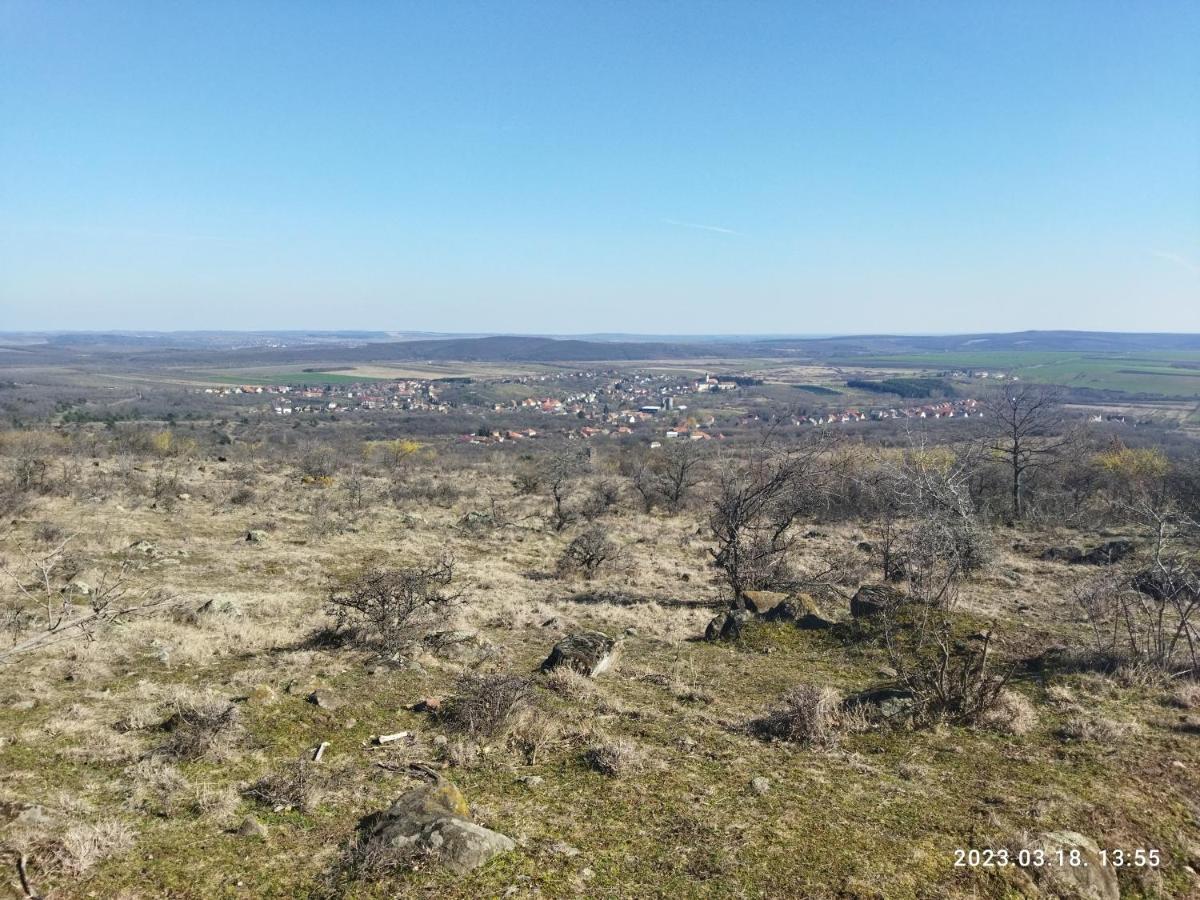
xmin=1 ymin=1 xmax=1197 ymax=334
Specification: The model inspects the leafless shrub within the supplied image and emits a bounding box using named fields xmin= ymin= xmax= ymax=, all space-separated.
xmin=229 ymin=486 xmax=256 ymax=506
xmin=157 ymin=695 xmax=242 ymax=761
xmin=438 ymin=673 xmax=534 ymax=739
xmin=32 ymin=521 xmax=67 ymax=544
xmin=584 ymin=737 xmax=643 ymax=776
xmin=557 ymin=525 xmax=620 ymax=579
xmin=578 ymin=479 xmax=621 ymax=521
xmin=326 ymin=557 xmax=460 ymax=655
xmin=0 ymin=539 xmax=175 ymax=666
xmin=536 ymin=446 xmax=590 ymax=531
xmin=389 ymin=473 xmax=468 ymax=507
xmin=749 ymin=683 xmax=842 ymax=746
xmin=708 ymin=436 xmax=834 ymax=597
xmin=885 ymin=615 xmax=1012 ymax=727
xmin=245 ymin=758 xmax=326 ymax=812
xmin=300 ymin=444 xmax=339 ymax=479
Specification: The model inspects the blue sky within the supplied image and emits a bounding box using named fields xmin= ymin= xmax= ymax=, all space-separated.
xmin=1 ymin=1 xmax=1197 ymax=334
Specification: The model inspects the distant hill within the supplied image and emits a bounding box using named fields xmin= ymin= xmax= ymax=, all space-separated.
xmin=4 ymin=330 xmax=1200 ymax=368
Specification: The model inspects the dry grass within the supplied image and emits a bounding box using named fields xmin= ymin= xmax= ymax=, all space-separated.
xmin=583 ymin=737 xmax=644 ymax=777
xmin=749 ymin=684 xmax=843 ymax=746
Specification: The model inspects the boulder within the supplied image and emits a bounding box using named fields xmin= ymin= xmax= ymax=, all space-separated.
xmin=763 ymin=594 xmax=835 ymax=629
xmin=362 ymin=776 xmax=515 ymax=876
xmin=1023 ymin=831 xmax=1119 ymax=900
xmin=1077 ymin=540 xmax=1135 ymax=566
xmin=704 ymin=609 xmax=754 ymax=642
xmin=237 ymin=816 xmax=268 ymax=840
xmin=307 ymin=690 xmax=342 ymax=711
xmin=540 ymin=630 xmax=619 ymax=676
xmin=245 ymin=529 xmax=268 ymax=543
xmin=740 ymin=590 xmax=789 ymax=615
xmin=850 ymin=584 xmax=905 ymax=618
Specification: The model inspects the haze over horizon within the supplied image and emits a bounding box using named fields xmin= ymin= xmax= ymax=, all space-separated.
xmin=2 ymin=1 xmax=1198 ymax=334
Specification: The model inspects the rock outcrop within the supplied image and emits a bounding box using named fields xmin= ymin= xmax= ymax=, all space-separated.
xmin=360 ymin=775 xmax=515 ymax=875
xmin=540 ymin=630 xmax=619 ymax=677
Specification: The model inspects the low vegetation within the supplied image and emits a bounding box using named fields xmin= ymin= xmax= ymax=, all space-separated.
xmin=0 ymin=375 xmax=1197 ymax=898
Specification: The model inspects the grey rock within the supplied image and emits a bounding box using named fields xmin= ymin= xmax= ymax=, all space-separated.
xmin=307 ymin=690 xmax=342 ymax=711
xmin=245 ymin=529 xmax=269 ymax=543
xmin=363 ymin=777 xmax=515 ymax=875
xmin=237 ymin=816 xmax=268 ymax=840
xmin=750 ymin=776 xmax=771 ymax=795
xmin=1024 ymin=831 xmax=1119 ymax=900
xmin=704 ymin=609 xmax=754 ymax=641
xmin=540 ymin=630 xmax=619 ymax=676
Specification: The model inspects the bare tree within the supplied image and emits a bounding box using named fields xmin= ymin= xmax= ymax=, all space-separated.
xmin=979 ymin=383 xmax=1069 ymax=520
xmin=707 ymin=436 xmax=833 ymax=600
xmin=654 ymin=440 xmax=707 ymax=511
xmin=537 ymin=446 xmax=590 ymax=531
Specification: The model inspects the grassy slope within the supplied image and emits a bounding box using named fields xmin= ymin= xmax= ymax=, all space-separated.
xmin=0 ymin=466 xmax=1196 ymax=898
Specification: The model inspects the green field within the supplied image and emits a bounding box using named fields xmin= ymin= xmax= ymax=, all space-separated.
xmin=833 ymin=350 xmax=1200 ymax=398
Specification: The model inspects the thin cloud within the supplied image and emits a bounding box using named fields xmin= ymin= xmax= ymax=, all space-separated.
xmin=663 ymin=218 xmax=742 ymax=236
xmin=1151 ymin=250 xmax=1200 ymax=274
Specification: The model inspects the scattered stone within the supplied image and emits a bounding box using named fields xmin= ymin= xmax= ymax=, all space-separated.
xmin=850 ymin=584 xmax=905 ymax=618
xmin=540 ymin=630 xmax=619 ymax=677
xmin=409 ymin=697 xmax=441 ymax=713
xmin=1024 ymin=831 xmax=1119 ymax=900
xmin=704 ymin=609 xmax=753 ymax=642
xmin=307 ymin=691 xmax=342 ymax=711
xmin=516 ymin=775 xmax=544 ymax=788
xmin=361 ymin=776 xmax=516 ymax=875
xmin=550 ymin=841 xmax=581 ymax=858
xmin=237 ymin=816 xmax=268 ymax=840
xmin=750 ymin=776 xmax=771 ymax=795
xmin=843 ymin=686 xmax=917 ymax=724
xmin=245 ymin=530 xmax=268 ymax=543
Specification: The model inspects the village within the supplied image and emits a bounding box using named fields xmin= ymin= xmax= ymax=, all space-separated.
xmin=196 ymin=369 xmax=996 ymax=445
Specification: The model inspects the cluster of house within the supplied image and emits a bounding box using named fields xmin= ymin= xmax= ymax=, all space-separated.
xmin=797 ymin=398 xmax=983 ymax=426
xmin=200 ymin=380 xmax=448 ymax=415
